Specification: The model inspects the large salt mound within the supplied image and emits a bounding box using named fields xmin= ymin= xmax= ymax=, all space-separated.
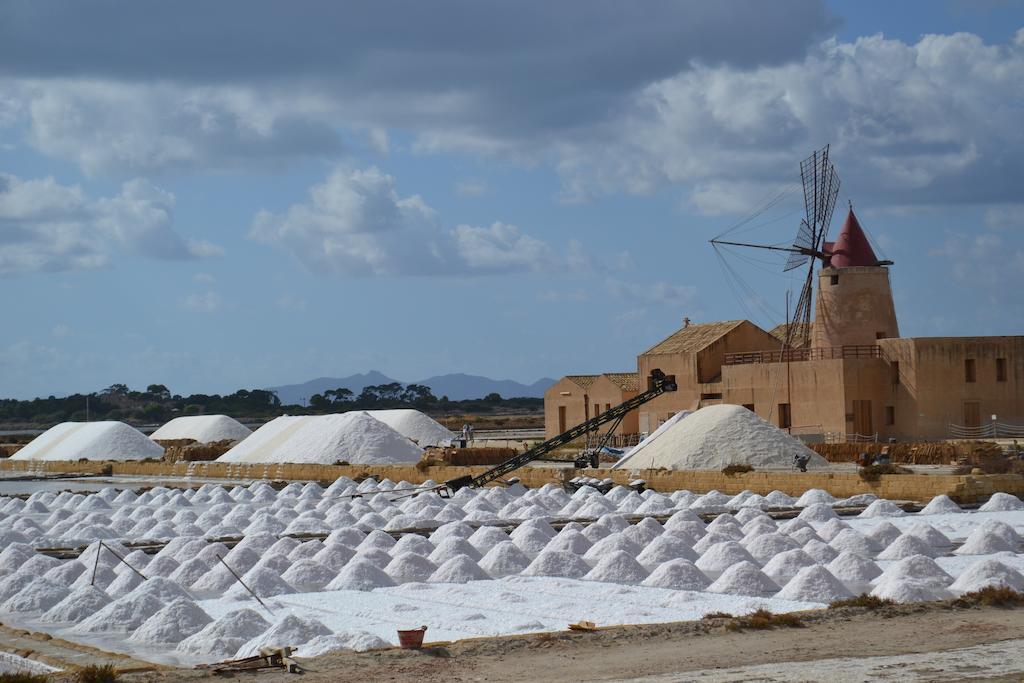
xmin=858 ymin=500 xmax=906 ymax=518
xmin=826 ymin=552 xmax=881 ymax=589
xmin=428 ymin=556 xmax=489 ymax=583
xmin=761 ymin=549 xmax=817 ymax=586
xmin=950 ymin=559 xmax=1024 ymax=594
xmin=478 ymin=542 xmax=531 ymax=578
xmin=3 ymin=578 xmax=70 ymax=612
xmin=613 ymin=405 xmax=826 ymax=471
xmin=695 ymin=542 xmax=757 ymax=576
xmin=871 ymin=578 xmax=951 ymax=603
xmin=218 ymin=412 xmax=423 ymax=465
xmin=366 ymin=409 xmax=454 ymax=447
xmin=954 ymin=527 xmax=1014 ymax=555
xmin=878 ymin=555 xmax=952 ymax=587
xmin=877 ymin=534 xmax=938 ymax=560
xmin=776 ymin=566 xmax=852 ymax=603
xmin=150 ymin=415 xmax=252 ymax=444
xmin=128 ymin=598 xmax=212 ymax=645
xmin=11 ymin=421 xmax=164 ymax=461
xmin=385 ymin=553 xmax=438 ymax=583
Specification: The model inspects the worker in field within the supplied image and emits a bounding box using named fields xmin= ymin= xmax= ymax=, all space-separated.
xmin=794 ymin=452 xmax=810 ymax=472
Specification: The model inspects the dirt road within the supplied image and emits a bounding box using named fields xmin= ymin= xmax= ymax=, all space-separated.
xmin=21 ymin=602 xmax=1024 ymax=682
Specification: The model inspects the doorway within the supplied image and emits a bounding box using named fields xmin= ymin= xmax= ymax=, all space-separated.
xmin=558 ymin=406 xmax=567 ymax=433
xmin=852 ymin=400 xmax=873 ymax=437
xmin=963 ymin=401 xmax=981 ymax=429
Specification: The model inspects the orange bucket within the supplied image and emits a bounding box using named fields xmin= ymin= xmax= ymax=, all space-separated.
xmin=397 ymin=625 xmax=427 ymax=649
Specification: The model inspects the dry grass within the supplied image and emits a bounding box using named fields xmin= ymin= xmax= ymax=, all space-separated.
xmin=828 ymin=594 xmax=896 ymax=610
xmin=721 ymin=463 xmax=754 ymax=476
xmin=0 ymin=674 xmax=51 ymax=683
xmin=73 ymin=665 xmax=119 ymax=683
xmin=724 ymin=609 xmax=804 ymax=632
xmin=956 ymin=586 xmax=1024 ymax=608
xmin=701 ymin=611 xmax=734 ymax=620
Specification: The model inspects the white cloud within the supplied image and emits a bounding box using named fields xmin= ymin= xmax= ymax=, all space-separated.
xmin=179 ymin=291 xmax=223 ymax=313
xmin=193 ymin=272 xmax=216 ymax=285
xmin=251 ymin=166 xmax=571 ymax=277
xmin=986 ymin=204 xmax=1024 ymax=230
xmin=0 ymin=173 xmax=220 ymax=275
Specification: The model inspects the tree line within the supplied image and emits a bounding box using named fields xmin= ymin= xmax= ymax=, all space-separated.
xmin=0 ymin=382 xmax=541 ymax=427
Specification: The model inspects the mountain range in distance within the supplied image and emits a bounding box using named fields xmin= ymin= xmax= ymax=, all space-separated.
xmin=268 ymin=370 xmax=556 ymax=405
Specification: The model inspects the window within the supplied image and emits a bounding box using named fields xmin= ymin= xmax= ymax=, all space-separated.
xmin=965 ymin=358 xmax=976 ymax=383
xmin=742 ymin=403 xmax=755 ymax=412
xmin=891 ymin=361 xmax=900 ymax=385
xmin=778 ymin=403 xmax=792 ymax=429
xmin=558 ymin=406 xmax=567 ymax=432
xmin=830 ymin=274 xmax=839 ymax=285
xmin=997 ymin=358 xmax=1007 ymax=382
xmin=594 ymin=403 xmax=600 ymax=418
xmin=885 ymin=406 xmax=895 ymax=426
xmin=605 ymin=403 xmax=611 ymax=413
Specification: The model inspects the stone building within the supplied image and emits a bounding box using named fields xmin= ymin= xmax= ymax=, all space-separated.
xmin=545 ymin=209 xmax=1024 ymax=441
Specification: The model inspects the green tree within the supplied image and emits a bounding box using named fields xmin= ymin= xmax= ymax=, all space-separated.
xmin=146 ymin=384 xmax=171 ymax=400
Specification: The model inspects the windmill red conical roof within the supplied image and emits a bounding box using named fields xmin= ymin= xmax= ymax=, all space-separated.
xmin=827 ymin=208 xmax=879 ymax=268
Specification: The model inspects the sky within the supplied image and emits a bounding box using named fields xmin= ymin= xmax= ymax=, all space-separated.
xmin=1 ymin=0 xmax=1023 ymax=400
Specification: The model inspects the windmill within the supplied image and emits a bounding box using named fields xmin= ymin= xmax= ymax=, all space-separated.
xmin=710 ymin=145 xmax=841 ymax=350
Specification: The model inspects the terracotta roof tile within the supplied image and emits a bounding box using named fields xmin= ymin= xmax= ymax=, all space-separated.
xmin=565 ymin=374 xmax=599 ymax=389
xmin=769 ymin=322 xmax=812 ymax=348
xmin=602 ymin=372 xmax=640 ymax=391
xmin=641 ymin=320 xmax=745 ymax=356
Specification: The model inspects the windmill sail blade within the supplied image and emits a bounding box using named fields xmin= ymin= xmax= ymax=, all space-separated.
xmin=783 ymin=219 xmax=813 ymax=272
xmin=799 ymin=145 xmax=841 ymax=253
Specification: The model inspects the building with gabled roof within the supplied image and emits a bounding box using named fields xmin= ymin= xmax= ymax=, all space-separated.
xmin=545 ymin=208 xmax=1023 ymax=442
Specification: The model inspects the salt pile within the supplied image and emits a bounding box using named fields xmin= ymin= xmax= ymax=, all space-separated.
xmin=828 ymin=529 xmax=877 ymax=558
xmin=979 ymin=493 xmax=1024 ymax=512
xmin=583 ymin=550 xmax=650 ymax=584
xmin=641 ymin=559 xmax=710 ymax=590
xmin=128 ymin=599 xmax=212 ymax=645
xmin=920 ymin=495 xmax=962 ymax=515
xmin=776 ymin=566 xmax=853 ymax=603
xmin=218 ymin=412 xmax=423 ymax=465
xmin=613 ymin=405 xmax=826 ymax=471
xmin=3 ymin=578 xmax=70 ymax=612
xmin=227 ymin=568 xmax=295 ymax=599
xmin=235 ymin=615 xmax=332 ymax=659
xmin=522 ymin=550 xmax=590 ymax=579
xmin=366 ymin=409 xmax=454 ymax=447
xmin=743 ymin=533 xmax=801 ymax=564
xmin=802 ymin=540 xmax=838 ymax=563
xmin=707 ymin=561 xmax=779 ymax=597
xmin=954 ymin=527 xmax=1014 ymax=555
xmin=826 ymin=552 xmax=881 ymax=590
xmin=281 ymin=560 xmax=335 ymax=591
xmin=302 ymin=631 xmax=390 ymax=655
xmin=150 ymin=415 xmax=252 ymax=444
xmin=478 ymin=542 xmax=531 ymax=578
xmin=761 ymin=549 xmax=817 ymax=586
xmin=325 ymin=559 xmax=396 ymax=591
xmin=40 ymin=586 xmax=111 ymax=623
xmin=877 ymin=534 xmax=938 ymax=560
xmin=949 ymin=559 xmax=1024 ymax=594
xmin=871 ymin=579 xmax=951 ymax=603
xmin=11 ymin=421 xmax=164 ymax=461
xmin=878 ymin=555 xmax=953 ymax=587
xmin=428 ymin=556 xmax=489 ymax=583
xmin=636 ymin=535 xmax=698 ymax=568
xmin=177 ymin=608 xmax=270 ymax=659
xmin=695 ymin=542 xmax=757 ymax=576
xmin=858 ymin=500 xmax=906 ymax=518
xmin=385 ymin=553 xmax=438 ymax=583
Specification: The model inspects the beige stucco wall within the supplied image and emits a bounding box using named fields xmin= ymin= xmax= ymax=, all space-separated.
xmin=721 ymin=358 xmax=847 ymax=433
xmin=543 ymin=376 xmax=635 ymax=438
xmin=812 ymin=266 xmax=899 ymax=349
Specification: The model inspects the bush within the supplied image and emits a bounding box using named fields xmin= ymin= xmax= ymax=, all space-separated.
xmin=721 ymin=463 xmax=754 ymax=476
xmin=858 ymin=463 xmax=912 ymax=482
xmin=74 ymin=665 xmax=119 ymax=683
xmin=724 ymin=609 xmax=803 ymax=631
xmin=0 ymin=673 xmax=51 ymax=683
xmin=956 ymin=586 xmax=1024 ymax=608
xmin=829 ymin=594 xmax=895 ymax=609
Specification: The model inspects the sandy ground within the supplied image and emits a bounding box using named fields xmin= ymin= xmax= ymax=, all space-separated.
xmin=16 ymin=601 xmax=1018 ymax=683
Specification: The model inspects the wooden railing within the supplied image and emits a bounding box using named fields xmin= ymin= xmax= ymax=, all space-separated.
xmin=724 ymin=344 xmax=882 ymax=365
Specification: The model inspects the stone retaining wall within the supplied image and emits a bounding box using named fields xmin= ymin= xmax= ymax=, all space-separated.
xmin=3 ymin=459 xmax=1022 ymax=503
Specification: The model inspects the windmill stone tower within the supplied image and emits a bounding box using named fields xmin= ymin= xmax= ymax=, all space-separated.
xmin=811 ymin=207 xmax=899 ymax=349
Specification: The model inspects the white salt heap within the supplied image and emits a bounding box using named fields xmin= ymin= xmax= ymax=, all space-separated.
xmin=11 ymin=421 xmax=164 ymax=461
xmin=385 ymin=553 xmax=438 ymax=583
xmin=177 ymin=608 xmax=270 ymax=659
xmin=218 ymin=412 xmax=423 ymax=465
xmin=478 ymin=542 xmax=531 ymax=578
xmin=583 ymin=550 xmax=650 ymax=584
xmin=920 ymin=495 xmax=962 ymax=515
xmin=614 ymin=405 xmax=826 ymax=471
xmin=641 ymin=559 xmax=710 ymax=590
xmin=979 ymin=493 xmax=1024 ymax=512
xmin=366 ymin=409 xmax=454 ymax=447
xmin=858 ymin=500 xmax=906 ymax=518
xmin=150 ymin=416 xmax=252 ymax=444
xmin=40 ymin=586 xmax=111 ymax=623
xmin=522 ymin=550 xmax=590 ymax=579
xmin=776 ymin=566 xmax=853 ymax=603
xmin=428 ymin=556 xmax=489 ymax=583
xmin=761 ymin=549 xmax=817 ymax=586
xmin=949 ymin=559 xmax=1024 ymax=594
xmin=236 ymin=615 xmax=332 ymax=659
xmin=325 ymin=559 xmax=396 ymax=591
xmin=707 ymin=561 xmax=779 ymax=597
xmin=128 ymin=598 xmax=212 ymax=645
xmin=954 ymin=527 xmax=1014 ymax=555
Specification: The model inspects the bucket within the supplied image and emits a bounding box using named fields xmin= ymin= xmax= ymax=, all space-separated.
xmin=397 ymin=625 xmax=427 ymax=649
